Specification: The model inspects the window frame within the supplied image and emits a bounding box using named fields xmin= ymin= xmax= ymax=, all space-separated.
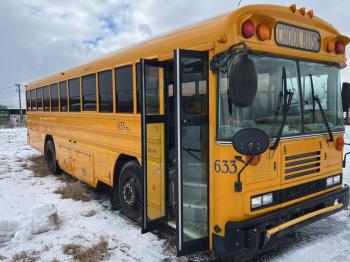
xmin=215 ymin=52 xmax=344 ymax=142
xmin=98 ymin=69 xmax=114 ymax=113
xmin=82 ymin=73 xmax=97 ymax=112
xmin=36 ymin=87 xmax=43 ymax=111
xmin=50 ymin=83 xmax=59 ymax=112
xmin=115 ymin=64 xmax=134 ymax=114
xmin=59 ymin=81 xmax=68 ymax=112
xmin=68 ymin=77 xmax=81 ymax=112
xmin=26 ymin=91 xmax=30 ymax=111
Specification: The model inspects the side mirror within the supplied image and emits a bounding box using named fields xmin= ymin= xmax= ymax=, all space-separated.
xmin=232 ymin=128 xmax=269 ymax=156
xmin=228 ymin=54 xmax=258 ymax=108
xmin=342 ymin=82 xmax=350 ymax=112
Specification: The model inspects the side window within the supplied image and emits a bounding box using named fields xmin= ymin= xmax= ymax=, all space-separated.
xmin=43 ymin=86 xmax=50 ymax=111
xmin=59 ymin=81 xmax=68 ymax=112
xmin=98 ymin=70 xmax=113 ymax=112
xmin=50 ymin=83 xmax=59 ymax=112
xmin=30 ymin=89 xmax=36 ymax=111
xmin=26 ymin=91 xmax=30 ymax=111
xmin=115 ymin=65 xmax=133 ymax=113
xmin=37 ymin=88 xmax=43 ymax=111
xmin=82 ymin=74 xmax=96 ymax=111
xmin=69 ymin=78 xmax=81 ymax=112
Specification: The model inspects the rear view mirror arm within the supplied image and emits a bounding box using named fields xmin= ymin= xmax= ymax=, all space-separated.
xmin=210 ymin=41 xmax=249 ymax=72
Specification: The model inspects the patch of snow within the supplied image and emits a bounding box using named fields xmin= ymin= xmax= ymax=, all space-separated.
xmin=14 ymin=204 xmax=58 ymax=241
xmin=0 ymin=127 xmax=349 ymax=261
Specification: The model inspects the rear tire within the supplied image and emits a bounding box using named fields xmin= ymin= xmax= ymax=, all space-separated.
xmin=119 ymin=161 xmax=143 ymax=223
xmin=44 ymin=140 xmax=60 ymax=174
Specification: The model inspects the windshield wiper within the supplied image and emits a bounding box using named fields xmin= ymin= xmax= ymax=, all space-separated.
xmin=270 ymin=67 xmax=294 ymax=150
xmin=309 ymin=74 xmax=334 ymax=142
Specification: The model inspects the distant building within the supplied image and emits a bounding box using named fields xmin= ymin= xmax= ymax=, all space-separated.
xmin=0 ymin=107 xmax=10 ymax=123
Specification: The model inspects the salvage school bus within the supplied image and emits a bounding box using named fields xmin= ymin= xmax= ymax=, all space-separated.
xmin=26 ymin=4 xmax=350 ymax=257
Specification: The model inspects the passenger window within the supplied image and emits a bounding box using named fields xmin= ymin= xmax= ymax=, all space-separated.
xmin=43 ymin=86 xmax=50 ymax=111
xmin=26 ymin=91 xmax=30 ymax=111
xmin=30 ymin=90 xmax=36 ymax=111
xmin=82 ymin=74 xmax=96 ymax=111
xmin=36 ymin=88 xmax=43 ymax=111
xmin=115 ymin=65 xmax=133 ymax=113
xmin=50 ymin=83 xmax=59 ymax=112
xmin=69 ymin=78 xmax=81 ymax=112
xmin=98 ymin=70 xmax=113 ymax=112
xmin=59 ymin=81 xmax=68 ymax=112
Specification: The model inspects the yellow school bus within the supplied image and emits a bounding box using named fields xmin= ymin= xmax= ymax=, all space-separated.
xmin=26 ymin=4 xmax=350 ymax=257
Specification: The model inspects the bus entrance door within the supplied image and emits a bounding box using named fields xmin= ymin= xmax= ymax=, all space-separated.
xmin=141 ymin=59 xmax=169 ymax=233
xmin=174 ymin=50 xmax=209 ymax=256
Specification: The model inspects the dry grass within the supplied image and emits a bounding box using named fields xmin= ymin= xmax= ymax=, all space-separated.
xmin=63 ymin=237 xmax=110 ymax=262
xmin=54 ymin=181 xmax=92 ymax=202
xmin=11 ymin=250 xmax=40 ymax=262
xmin=0 ymin=255 xmax=7 ymax=261
xmin=27 ymin=156 xmax=49 ymax=177
xmin=81 ymin=210 xmax=96 ymax=217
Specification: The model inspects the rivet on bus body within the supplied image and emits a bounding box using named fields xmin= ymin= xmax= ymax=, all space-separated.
xmin=217 ymin=35 xmax=227 ymax=44
xmin=299 ymin=7 xmax=306 ymax=16
xmin=290 ymin=4 xmax=297 ymax=13
xmin=214 ymin=225 xmax=221 ymax=233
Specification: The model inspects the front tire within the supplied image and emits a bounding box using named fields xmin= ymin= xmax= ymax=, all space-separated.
xmin=44 ymin=140 xmax=60 ymax=174
xmin=119 ymin=161 xmax=143 ymax=223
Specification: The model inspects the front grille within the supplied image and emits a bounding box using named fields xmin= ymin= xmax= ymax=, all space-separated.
xmin=279 ymin=178 xmax=326 ymax=203
xmin=285 ymin=151 xmax=321 ymax=180
xmin=251 ymin=174 xmax=343 ymax=211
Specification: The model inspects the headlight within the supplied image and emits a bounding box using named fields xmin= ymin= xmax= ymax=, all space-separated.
xmin=326 ymin=177 xmax=334 ymax=187
xmin=262 ymin=193 xmax=273 ymax=205
xmin=251 ymin=196 xmax=262 ymax=209
xmin=251 ymin=192 xmax=274 ymax=210
xmin=333 ymin=175 xmax=341 ymax=184
xmin=326 ymin=174 xmax=342 ymax=187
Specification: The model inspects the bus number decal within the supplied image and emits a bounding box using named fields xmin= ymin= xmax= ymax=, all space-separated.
xmin=214 ymin=160 xmax=237 ymax=174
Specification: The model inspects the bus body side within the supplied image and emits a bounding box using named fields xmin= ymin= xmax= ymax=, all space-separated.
xmin=25 ymin=4 xmax=350 ymax=256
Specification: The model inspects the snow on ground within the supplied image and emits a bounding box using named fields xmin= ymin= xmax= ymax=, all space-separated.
xmin=0 ymin=127 xmax=350 ymax=261
xmin=0 ymin=128 xmax=172 ymax=261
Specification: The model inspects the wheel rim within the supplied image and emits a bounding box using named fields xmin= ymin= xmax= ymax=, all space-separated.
xmin=123 ymin=178 xmax=137 ymax=207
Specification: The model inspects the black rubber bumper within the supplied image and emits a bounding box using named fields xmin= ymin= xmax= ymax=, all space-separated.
xmin=213 ymin=184 xmax=349 ymax=254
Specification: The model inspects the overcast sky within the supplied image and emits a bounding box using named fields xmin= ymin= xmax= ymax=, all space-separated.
xmin=0 ymin=0 xmax=349 ymax=108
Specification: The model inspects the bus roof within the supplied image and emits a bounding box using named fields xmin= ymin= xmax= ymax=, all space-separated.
xmin=27 ymin=4 xmax=349 ymax=90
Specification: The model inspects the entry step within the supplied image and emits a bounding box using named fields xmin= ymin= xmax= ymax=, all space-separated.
xmin=183 ymin=177 xmax=207 ymax=188
xmin=183 ymin=200 xmax=207 ymax=210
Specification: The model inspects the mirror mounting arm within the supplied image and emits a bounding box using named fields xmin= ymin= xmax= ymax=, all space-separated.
xmin=210 ymin=41 xmax=249 ymax=72
xmin=234 ymin=155 xmax=253 ymax=192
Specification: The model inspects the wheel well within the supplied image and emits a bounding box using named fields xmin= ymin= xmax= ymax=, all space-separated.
xmin=113 ymin=154 xmax=139 ymax=188
xmin=44 ymin=135 xmax=54 ymax=152
xmin=112 ymin=154 xmax=139 ymax=207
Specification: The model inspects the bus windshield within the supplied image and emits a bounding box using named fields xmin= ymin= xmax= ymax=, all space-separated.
xmin=217 ymin=55 xmax=344 ymax=141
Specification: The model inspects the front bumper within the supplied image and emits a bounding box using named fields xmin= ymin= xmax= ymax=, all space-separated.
xmin=213 ymin=184 xmax=349 ymax=254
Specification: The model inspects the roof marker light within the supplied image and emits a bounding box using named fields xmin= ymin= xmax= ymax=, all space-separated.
xmin=242 ymin=20 xmax=255 ymax=39
xmin=257 ymin=23 xmax=270 ymax=41
xmin=300 ymin=7 xmax=306 ymax=16
xmin=335 ymin=41 xmax=345 ymax=54
xmin=327 ymin=40 xmax=335 ymax=53
xmin=290 ymin=4 xmax=297 ymax=13
xmin=308 ymin=10 xmax=314 ymax=18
